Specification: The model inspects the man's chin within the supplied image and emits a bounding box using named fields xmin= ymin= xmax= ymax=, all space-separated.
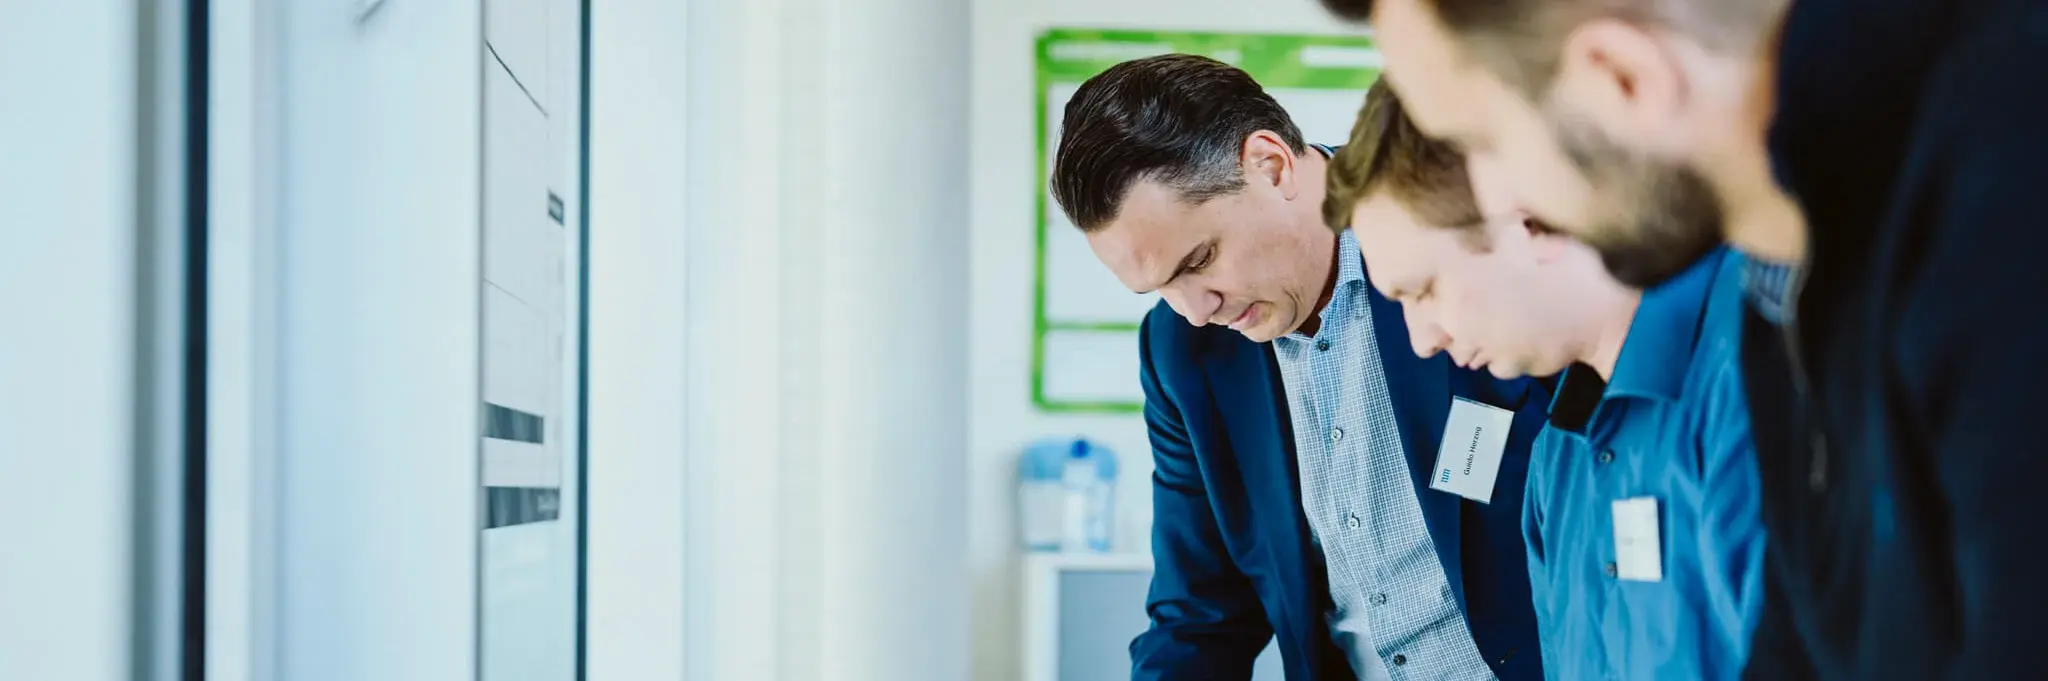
xmin=1507 ymin=356 xmax=1583 ymax=381
xmin=1486 ymin=361 xmax=1529 ymax=381
xmin=1239 ymin=327 xmax=1284 ymax=343
xmin=1237 ymin=317 xmax=1294 ymax=343
xmin=1477 ymin=354 xmax=1560 ymax=381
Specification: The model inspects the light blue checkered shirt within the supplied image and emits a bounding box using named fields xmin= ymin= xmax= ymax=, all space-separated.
xmin=1271 ymin=230 xmax=1496 ymax=681
xmin=1742 ymin=257 xmax=1798 ymax=326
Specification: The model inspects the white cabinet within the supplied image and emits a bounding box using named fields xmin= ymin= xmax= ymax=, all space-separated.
xmin=1022 ymin=553 xmax=1285 ymax=681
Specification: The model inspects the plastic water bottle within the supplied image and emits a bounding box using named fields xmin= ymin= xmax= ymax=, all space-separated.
xmin=1061 ymin=440 xmax=1117 ymax=552
xmin=1018 ymin=437 xmax=1117 ymax=552
xmin=1018 ymin=439 xmax=1067 ymax=552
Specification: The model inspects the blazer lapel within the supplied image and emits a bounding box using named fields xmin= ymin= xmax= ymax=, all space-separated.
xmin=1364 ymin=284 xmax=1467 ymax=598
xmin=1199 ymin=333 xmax=1330 ymax=674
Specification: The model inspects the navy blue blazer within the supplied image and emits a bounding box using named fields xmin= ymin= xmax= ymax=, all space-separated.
xmin=1129 ymin=280 xmax=1551 ymax=681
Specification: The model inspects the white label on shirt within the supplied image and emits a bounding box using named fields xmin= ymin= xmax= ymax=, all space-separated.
xmin=1612 ymin=496 xmax=1664 ymax=582
xmin=1428 ymin=397 xmax=1513 ymax=503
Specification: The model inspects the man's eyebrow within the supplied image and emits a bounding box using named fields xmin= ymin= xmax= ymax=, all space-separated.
xmin=1380 ymin=282 xmax=1409 ymax=301
xmin=1377 ymin=274 xmax=1419 ymax=302
xmin=1138 ymin=242 xmax=1207 ymax=294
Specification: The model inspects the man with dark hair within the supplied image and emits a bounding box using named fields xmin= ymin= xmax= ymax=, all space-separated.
xmin=1052 ymin=53 xmax=1550 ymax=681
xmin=1321 ymin=0 xmax=2048 ymax=678
xmin=1327 ymin=79 xmax=1768 ymax=681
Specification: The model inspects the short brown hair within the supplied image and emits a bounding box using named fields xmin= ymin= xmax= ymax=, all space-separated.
xmin=1317 ymin=0 xmax=1784 ymax=98
xmin=1322 ymin=79 xmax=1483 ymax=237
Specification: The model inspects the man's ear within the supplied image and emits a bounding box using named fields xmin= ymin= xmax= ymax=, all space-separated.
xmin=1240 ymin=130 xmax=1300 ymax=199
xmin=1553 ymin=18 xmax=1692 ymax=154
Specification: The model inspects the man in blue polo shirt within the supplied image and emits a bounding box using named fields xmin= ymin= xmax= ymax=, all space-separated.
xmin=1325 ymin=80 xmax=1767 ymax=680
xmin=1517 ymin=248 xmax=1760 ymax=680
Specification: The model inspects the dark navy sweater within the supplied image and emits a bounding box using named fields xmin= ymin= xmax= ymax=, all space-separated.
xmin=1741 ymin=0 xmax=2048 ymax=678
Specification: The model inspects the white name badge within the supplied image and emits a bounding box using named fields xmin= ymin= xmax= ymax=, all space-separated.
xmin=1612 ymin=496 xmax=1665 ymax=582
xmin=1429 ymin=397 xmax=1513 ymax=503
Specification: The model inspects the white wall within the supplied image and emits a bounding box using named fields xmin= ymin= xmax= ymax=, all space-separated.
xmin=679 ymin=0 xmax=783 ymax=676
xmin=808 ymin=0 xmax=971 ymax=675
xmin=680 ymin=0 xmax=971 ymax=679
xmin=0 ymin=2 xmax=139 ymax=680
xmin=967 ymin=2 xmax=1358 ymax=680
xmin=271 ymin=2 xmax=484 ymax=679
xmin=585 ymin=0 xmax=689 ymax=677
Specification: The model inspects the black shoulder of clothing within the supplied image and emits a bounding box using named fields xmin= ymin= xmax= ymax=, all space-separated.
xmin=1542 ymin=364 xmax=1602 ymax=434
xmin=1742 ymin=0 xmax=2048 ymax=677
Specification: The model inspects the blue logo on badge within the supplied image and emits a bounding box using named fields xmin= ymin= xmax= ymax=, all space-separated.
xmin=1439 ymin=469 xmax=1452 ymax=484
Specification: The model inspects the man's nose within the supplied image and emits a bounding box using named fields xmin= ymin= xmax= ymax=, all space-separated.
xmin=1164 ymin=286 xmax=1222 ymax=327
xmin=1407 ymin=313 xmax=1449 ymax=359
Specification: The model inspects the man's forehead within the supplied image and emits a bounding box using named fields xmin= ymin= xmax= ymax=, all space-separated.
xmin=1374 ymin=0 xmax=1459 ymax=55
xmin=1343 ymin=201 xmax=1409 ymax=274
xmin=1379 ymin=66 xmax=1461 ymax=137
xmin=1350 ymin=198 xmax=1429 ymax=286
xmin=1093 ymin=205 xmax=1203 ymax=292
xmin=1373 ymin=0 xmax=1479 ymax=133
xmin=1084 ymin=224 xmax=1156 ymax=292
xmin=1350 ymin=193 xmax=1420 ymax=237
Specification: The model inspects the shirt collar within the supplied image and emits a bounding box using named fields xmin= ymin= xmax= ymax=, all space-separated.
xmin=1607 ymin=248 xmax=1730 ymax=401
xmin=1332 ymin=228 xmax=1366 ymax=292
xmin=1547 ymin=249 xmax=1730 ymax=428
xmin=1283 ymin=229 xmax=1367 ymax=342
xmin=1742 ymin=257 xmax=1798 ymax=326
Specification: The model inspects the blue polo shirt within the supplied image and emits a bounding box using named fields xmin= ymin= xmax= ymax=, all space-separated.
xmin=1522 ymin=249 xmax=1767 ymax=681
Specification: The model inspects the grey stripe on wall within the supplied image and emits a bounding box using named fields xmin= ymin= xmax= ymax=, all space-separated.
xmin=485 ymin=487 xmax=561 ymax=528
xmin=484 ymin=402 xmax=545 ymax=443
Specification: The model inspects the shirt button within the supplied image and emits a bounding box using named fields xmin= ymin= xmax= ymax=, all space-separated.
xmin=1329 ymin=427 xmax=1345 ymax=442
xmin=1604 ymin=562 xmax=1619 ymax=578
xmin=1316 ymin=340 xmax=1330 ymax=351
xmin=1597 ymin=449 xmax=1615 ymax=464
xmin=1370 ymin=592 xmax=1388 ymax=606
xmin=1392 ymin=654 xmax=1408 ymax=666
xmin=1346 ymin=513 xmax=1362 ymax=530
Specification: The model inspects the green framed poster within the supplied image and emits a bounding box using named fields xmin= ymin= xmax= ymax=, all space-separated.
xmin=1031 ymin=28 xmax=1382 ymax=413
